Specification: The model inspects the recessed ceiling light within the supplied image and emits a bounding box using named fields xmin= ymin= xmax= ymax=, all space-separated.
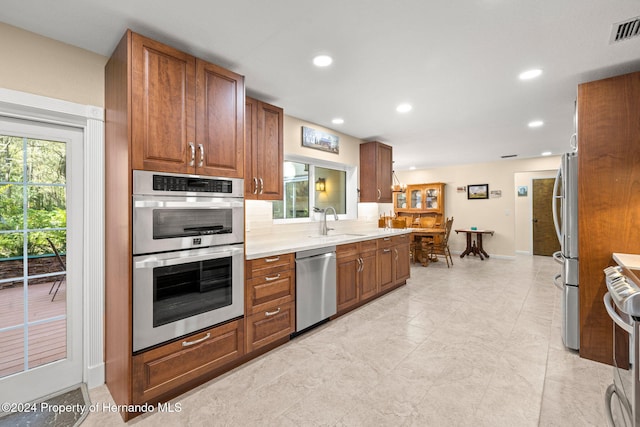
xmin=409 ymin=166 xmax=416 ymax=170
xmin=528 ymin=120 xmax=544 ymax=128
xmin=396 ymin=103 xmax=412 ymax=113
xmin=541 ymin=151 xmax=552 ymax=156
xmin=519 ymin=69 xmax=543 ymax=80
xmin=313 ymin=55 xmax=333 ymax=67
xmin=331 ymin=118 xmax=344 ymax=124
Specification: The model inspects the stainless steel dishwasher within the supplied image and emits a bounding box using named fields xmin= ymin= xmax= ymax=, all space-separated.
xmin=295 ymin=246 xmax=337 ymax=333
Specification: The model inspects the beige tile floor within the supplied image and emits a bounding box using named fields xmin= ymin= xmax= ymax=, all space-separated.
xmin=84 ymin=255 xmax=613 ymax=426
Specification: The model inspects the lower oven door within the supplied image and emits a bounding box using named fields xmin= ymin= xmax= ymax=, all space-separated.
xmin=133 ymin=244 xmax=244 ymax=352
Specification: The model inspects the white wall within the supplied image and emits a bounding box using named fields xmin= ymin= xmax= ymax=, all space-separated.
xmin=396 ymin=156 xmax=561 ymax=258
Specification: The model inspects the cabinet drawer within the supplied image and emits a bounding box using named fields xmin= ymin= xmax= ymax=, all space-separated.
xmin=378 ymin=236 xmax=394 ymax=249
xmin=246 ymin=301 xmax=294 ymax=353
xmin=392 ymin=234 xmax=410 ymax=245
xmin=246 ymin=253 xmax=294 ymax=278
xmin=359 ymin=239 xmax=378 ymax=253
xmin=337 ymin=243 xmax=359 ymax=259
xmin=132 ymin=319 xmax=244 ymax=403
xmin=246 ymin=269 xmax=294 ymax=314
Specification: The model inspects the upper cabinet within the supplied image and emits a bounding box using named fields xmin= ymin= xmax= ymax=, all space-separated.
xmin=245 ymin=97 xmax=283 ymax=200
xmin=395 ymin=183 xmax=445 ymax=214
xmin=359 ymin=141 xmax=393 ymax=203
xmin=131 ymin=32 xmax=245 ymax=177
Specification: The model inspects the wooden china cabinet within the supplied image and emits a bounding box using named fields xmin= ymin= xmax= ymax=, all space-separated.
xmin=394 ymin=182 xmax=446 ymax=227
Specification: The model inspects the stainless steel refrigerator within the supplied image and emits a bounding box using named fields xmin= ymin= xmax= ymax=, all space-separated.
xmin=552 ymin=151 xmax=579 ymax=350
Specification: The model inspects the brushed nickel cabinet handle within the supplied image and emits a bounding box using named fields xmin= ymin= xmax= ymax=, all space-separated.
xmin=265 ymin=308 xmax=281 ymax=317
xmin=377 ymin=189 xmax=381 ymax=200
xmin=383 ymin=237 xmax=391 ymax=241
xmin=383 ymin=248 xmax=391 ymax=253
xmin=265 ymin=256 xmax=280 ymax=263
xmin=197 ymin=143 xmax=204 ymax=167
xmin=182 ymin=332 xmax=210 ymax=347
xmin=189 ymin=142 xmax=195 ymax=166
xmin=395 ymin=248 xmax=399 ymax=261
xmin=259 ymin=177 xmax=264 ymax=194
xmin=265 ymin=273 xmax=281 ymax=281
xmin=253 ymin=177 xmax=258 ymax=194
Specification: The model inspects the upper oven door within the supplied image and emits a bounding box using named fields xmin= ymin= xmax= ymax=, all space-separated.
xmin=133 ymin=195 xmax=244 ymax=255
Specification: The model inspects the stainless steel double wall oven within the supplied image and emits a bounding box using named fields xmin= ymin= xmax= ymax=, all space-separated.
xmin=132 ymin=170 xmax=244 ymax=352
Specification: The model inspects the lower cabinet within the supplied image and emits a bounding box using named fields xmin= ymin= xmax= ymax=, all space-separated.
xmin=336 ymin=240 xmax=379 ymax=314
xmin=379 ymin=234 xmax=411 ymax=293
xmin=393 ymin=234 xmax=411 ymax=285
xmin=132 ymin=319 xmax=244 ymax=404
xmin=245 ymin=253 xmax=295 ymax=353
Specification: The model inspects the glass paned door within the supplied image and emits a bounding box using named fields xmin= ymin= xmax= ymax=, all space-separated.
xmin=0 ymin=117 xmax=82 ymax=404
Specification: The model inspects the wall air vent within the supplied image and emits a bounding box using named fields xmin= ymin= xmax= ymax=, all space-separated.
xmin=501 ymin=154 xmax=518 ymax=159
xmin=610 ymin=16 xmax=640 ymax=43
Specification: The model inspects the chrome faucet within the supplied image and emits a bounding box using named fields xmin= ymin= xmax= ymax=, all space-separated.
xmin=315 ymin=206 xmax=338 ymax=235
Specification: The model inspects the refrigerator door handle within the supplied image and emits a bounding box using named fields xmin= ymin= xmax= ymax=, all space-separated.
xmin=552 ymin=165 xmax=562 ymax=244
xmin=552 ymin=251 xmax=563 ymax=265
xmin=553 ymin=273 xmax=564 ymax=290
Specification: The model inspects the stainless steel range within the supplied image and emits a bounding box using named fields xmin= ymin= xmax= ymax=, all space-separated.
xmin=131 ymin=170 xmax=244 ymax=352
xmin=603 ymin=264 xmax=640 ymax=426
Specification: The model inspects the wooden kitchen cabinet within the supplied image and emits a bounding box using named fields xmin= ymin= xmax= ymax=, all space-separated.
xmin=132 ymin=319 xmax=244 ymax=405
xmin=131 ymin=31 xmax=245 ymax=177
xmin=245 ymin=253 xmax=295 ymax=352
xmin=336 ymin=240 xmax=378 ymax=314
xmin=359 ymin=141 xmax=393 ymax=203
xmin=245 ymin=97 xmax=283 ymax=200
xmin=578 ymin=71 xmax=640 ymax=366
xmin=378 ymin=234 xmax=410 ymax=293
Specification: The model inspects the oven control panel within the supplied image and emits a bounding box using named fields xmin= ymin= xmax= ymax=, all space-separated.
xmin=605 ymin=266 xmax=640 ymax=317
xmin=152 ymin=174 xmax=233 ymax=193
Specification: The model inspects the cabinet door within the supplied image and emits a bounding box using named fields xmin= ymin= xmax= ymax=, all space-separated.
xmin=246 ymin=301 xmax=294 ymax=353
xmin=255 ymin=101 xmax=283 ymax=200
xmin=377 ymin=143 xmax=393 ymax=203
xmin=394 ymin=242 xmax=411 ymax=284
xmin=378 ymin=247 xmax=395 ymax=292
xmin=409 ymin=188 xmax=422 ymax=209
xmin=424 ymin=184 xmax=442 ymax=212
xmin=359 ymin=250 xmax=378 ymax=301
xmin=244 ymin=97 xmax=258 ymax=197
xmin=131 ymin=33 xmax=195 ymax=174
xmin=195 ymin=60 xmax=245 ymax=177
xmin=337 ymin=256 xmax=359 ymax=313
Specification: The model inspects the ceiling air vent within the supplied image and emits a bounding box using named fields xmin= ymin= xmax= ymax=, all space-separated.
xmin=501 ymin=154 xmax=518 ymax=159
xmin=610 ymin=16 xmax=640 ymax=43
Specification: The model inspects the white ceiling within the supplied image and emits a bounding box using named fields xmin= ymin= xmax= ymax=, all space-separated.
xmin=2 ymin=0 xmax=639 ymax=169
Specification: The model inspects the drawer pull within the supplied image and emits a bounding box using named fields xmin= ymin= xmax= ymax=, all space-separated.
xmin=182 ymin=332 xmax=211 ymax=347
xmin=265 ymin=308 xmax=281 ymax=317
xmin=265 ymin=273 xmax=281 ymax=281
xmin=383 ymin=237 xmax=391 ymax=241
xmin=383 ymin=249 xmax=391 ymax=253
xmin=265 ymin=256 xmax=280 ymax=263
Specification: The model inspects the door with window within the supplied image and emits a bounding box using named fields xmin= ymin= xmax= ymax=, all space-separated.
xmin=0 ymin=117 xmax=83 ymax=404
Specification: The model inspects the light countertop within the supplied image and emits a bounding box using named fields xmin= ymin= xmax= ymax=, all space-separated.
xmin=245 ymin=228 xmax=413 ymax=260
xmin=613 ymin=253 xmax=640 ymax=269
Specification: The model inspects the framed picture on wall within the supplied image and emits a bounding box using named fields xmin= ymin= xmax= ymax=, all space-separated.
xmin=301 ymin=126 xmax=339 ymax=154
xmin=467 ymin=184 xmax=489 ymax=199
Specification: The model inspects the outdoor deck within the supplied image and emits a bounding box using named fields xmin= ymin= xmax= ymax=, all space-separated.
xmin=0 ymin=282 xmax=66 ymax=378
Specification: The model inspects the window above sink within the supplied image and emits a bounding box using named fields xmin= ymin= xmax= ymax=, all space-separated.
xmin=272 ymin=155 xmax=357 ymax=223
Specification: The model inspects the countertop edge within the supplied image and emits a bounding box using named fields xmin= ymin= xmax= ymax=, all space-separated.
xmin=245 ymin=228 xmax=413 ymax=260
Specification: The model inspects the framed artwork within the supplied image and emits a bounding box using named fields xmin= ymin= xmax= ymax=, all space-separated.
xmin=467 ymin=184 xmax=489 ymax=199
xmin=517 ymin=186 xmax=528 ymax=197
xmin=301 ymin=126 xmax=339 ymax=154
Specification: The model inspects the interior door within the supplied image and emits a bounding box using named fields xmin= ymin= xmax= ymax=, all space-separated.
xmin=533 ymin=178 xmax=560 ymax=256
xmin=0 ymin=117 xmax=83 ymax=404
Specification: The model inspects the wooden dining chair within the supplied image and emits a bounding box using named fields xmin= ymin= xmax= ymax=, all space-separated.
xmin=428 ymin=217 xmax=454 ymax=267
xmin=46 ymin=238 xmax=66 ymax=301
